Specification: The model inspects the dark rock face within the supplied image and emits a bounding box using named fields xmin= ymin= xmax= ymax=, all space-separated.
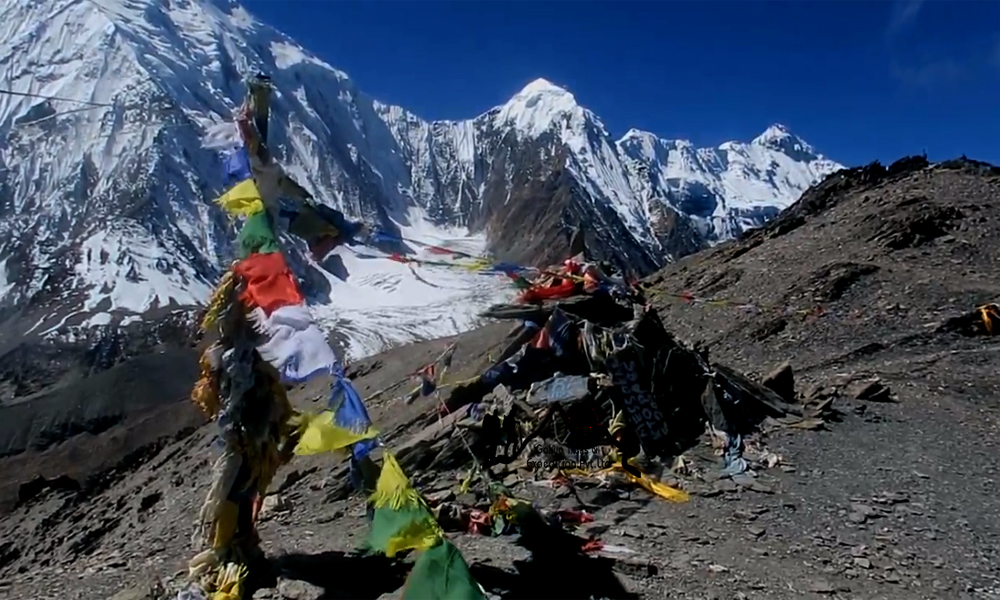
xmin=0 ymin=309 xmax=200 ymax=403
xmin=669 ymin=180 xmax=718 ymax=218
xmin=471 ymin=132 xmax=662 ymax=277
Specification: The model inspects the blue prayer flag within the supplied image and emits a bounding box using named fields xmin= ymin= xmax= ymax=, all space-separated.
xmin=352 ymin=437 xmax=379 ymax=461
xmin=222 ymin=145 xmax=252 ymax=187
xmin=371 ymin=230 xmax=399 ymax=244
xmin=329 ymin=364 xmax=373 ymax=434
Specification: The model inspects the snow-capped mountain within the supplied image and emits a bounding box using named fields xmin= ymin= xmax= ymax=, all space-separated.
xmin=0 ymin=0 xmax=843 ymax=370
xmin=618 ymin=123 xmax=842 ymax=242
xmin=375 ymin=78 xmax=842 ymax=273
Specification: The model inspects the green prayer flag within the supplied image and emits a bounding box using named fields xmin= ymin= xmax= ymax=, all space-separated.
xmin=402 ymin=540 xmax=485 ymax=600
xmin=368 ymin=504 xmax=441 ymax=558
xmin=237 ymin=211 xmax=281 ymax=258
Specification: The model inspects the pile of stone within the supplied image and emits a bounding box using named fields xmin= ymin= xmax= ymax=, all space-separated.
xmin=384 ymin=284 xmax=837 ymax=488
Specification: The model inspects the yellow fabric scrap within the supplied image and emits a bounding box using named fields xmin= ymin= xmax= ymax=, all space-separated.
xmin=463 ymin=258 xmax=493 ymax=272
xmin=215 ymin=179 xmax=265 ymax=218
xmin=211 ymin=562 xmax=248 ymax=600
xmin=188 ymin=548 xmax=220 ymax=580
xmin=293 ymin=411 xmax=379 ymax=456
xmin=212 ymin=500 xmax=240 ymax=550
xmin=564 ymin=460 xmax=690 ymax=503
xmin=202 ymin=270 xmax=236 ymax=332
xmin=609 ymin=410 xmax=628 ymax=436
xmin=191 ymin=351 xmax=221 ymax=417
xmin=616 ymin=464 xmax=690 ymax=503
xmin=490 ymin=495 xmax=537 ymax=525
xmin=978 ymin=304 xmax=998 ymax=335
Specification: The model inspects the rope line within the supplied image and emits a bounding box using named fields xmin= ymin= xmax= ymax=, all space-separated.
xmin=0 ymin=88 xmax=114 ymax=107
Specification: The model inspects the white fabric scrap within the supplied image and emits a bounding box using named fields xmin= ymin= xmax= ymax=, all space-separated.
xmin=600 ymin=544 xmax=635 ymax=555
xmin=253 ymin=304 xmax=337 ymax=381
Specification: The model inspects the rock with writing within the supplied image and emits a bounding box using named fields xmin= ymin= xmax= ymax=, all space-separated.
xmin=605 ymin=346 xmax=671 ymax=458
xmin=527 ymin=375 xmax=591 ymax=406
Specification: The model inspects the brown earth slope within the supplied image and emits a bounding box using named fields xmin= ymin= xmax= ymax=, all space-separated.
xmin=2 ymin=158 xmax=1000 ymax=600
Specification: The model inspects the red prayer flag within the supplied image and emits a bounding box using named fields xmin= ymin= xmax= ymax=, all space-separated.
xmin=233 ymin=252 xmax=304 ymax=315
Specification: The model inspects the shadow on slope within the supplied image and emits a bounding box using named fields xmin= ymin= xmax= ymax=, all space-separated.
xmin=0 ymin=348 xmax=199 ymax=458
xmin=471 ymin=516 xmax=639 ymax=600
xmin=0 ymin=348 xmax=204 ymax=514
xmin=270 ymin=551 xmax=409 ymax=599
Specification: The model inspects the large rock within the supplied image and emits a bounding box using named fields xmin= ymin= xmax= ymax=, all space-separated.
xmin=762 ymin=362 xmax=796 ymax=403
xmin=277 ymin=579 xmax=325 ymax=600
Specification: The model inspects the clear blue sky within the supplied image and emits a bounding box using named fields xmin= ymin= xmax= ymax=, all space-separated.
xmin=242 ymin=0 xmax=999 ymax=167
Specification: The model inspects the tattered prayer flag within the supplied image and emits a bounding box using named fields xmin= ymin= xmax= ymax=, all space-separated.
xmin=371 ymin=230 xmax=399 ymax=244
xmin=420 ymin=373 xmax=437 ymax=397
xmin=368 ymin=452 xmax=444 ymax=557
xmin=370 ymin=452 xmax=424 ymax=511
xmin=506 ymin=272 xmax=532 ymax=291
xmin=489 ymin=262 xmax=523 ymax=274
xmin=233 ymin=252 xmax=304 ymax=315
xmin=251 ymin=305 xmax=338 ymax=382
xmin=352 ymin=437 xmax=379 ymax=461
xmin=215 ymin=179 xmax=265 ymax=217
xmin=369 ymin=504 xmax=442 ymax=558
xmin=440 ymin=345 xmax=455 ymax=369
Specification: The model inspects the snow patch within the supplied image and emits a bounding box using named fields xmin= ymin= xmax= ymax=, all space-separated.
xmin=0 ymin=258 xmax=14 ymax=301
xmin=74 ymin=227 xmax=214 ymax=314
xmin=84 ymin=312 xmax=112 ymax=326
xmin=271 ymin=41 xmax=307 ymax=69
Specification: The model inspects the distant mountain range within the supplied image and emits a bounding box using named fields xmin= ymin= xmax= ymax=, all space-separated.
xmin=0 ymin=0 xmax=843 ymax=362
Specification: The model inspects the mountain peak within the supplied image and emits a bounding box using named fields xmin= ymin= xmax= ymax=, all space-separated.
xmin=621 ymin=128 xmax=654 ymax=141
xmin=496 ymin=77 xmax=582 ymax=138
xmin=518 ymin=77 xmax=570 ymax=96
xmin=753 ymin=123 xmax=794 ymax=143
xmin=752 ymin=123 xmax=817 ymax=158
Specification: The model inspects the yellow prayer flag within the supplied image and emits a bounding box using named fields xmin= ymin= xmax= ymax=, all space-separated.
xmin=215 ymin=179 xmax=265 ymax=217
xmin=462 ymin=258 xmax=492 ymax=272
xmin=371 ymin=451 xmax=426 ymax=511
xmin=293 ymin=410 xmax=378 ymax=456
xmin=566 ymin=461 xmax=690 ymax=503
xmin=385 ymin=520 xmax=443 ymax=557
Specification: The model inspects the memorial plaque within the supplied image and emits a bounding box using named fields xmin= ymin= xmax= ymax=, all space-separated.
xmin=605 ymin=343 xmax=671 ymax=458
